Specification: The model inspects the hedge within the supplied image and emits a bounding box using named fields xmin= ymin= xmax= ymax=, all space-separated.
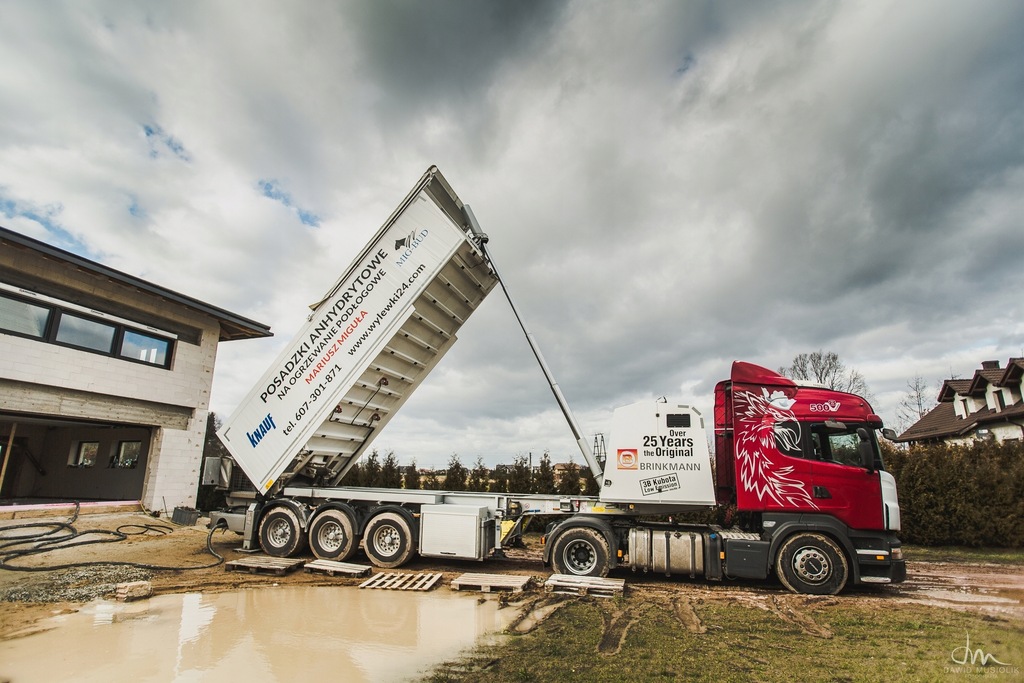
xmin=882 ymin=441 xmax=1024 ymax=547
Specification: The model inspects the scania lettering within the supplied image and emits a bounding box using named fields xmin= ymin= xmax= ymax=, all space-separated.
xmin=211 ymin=167 xmax=905 ymax=595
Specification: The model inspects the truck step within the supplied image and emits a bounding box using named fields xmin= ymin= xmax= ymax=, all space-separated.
xmin=303 ymin=559 xmax=373 ymax=577
xmin=359 ymin=572 xmax=443 ymax=591
xmin=544 ymin=574 xmax=626 ymax=598
xmin=450 ymin=573 xmax=533 ymax=593
xmin=225 ymin=556 xmax=305 ymax=576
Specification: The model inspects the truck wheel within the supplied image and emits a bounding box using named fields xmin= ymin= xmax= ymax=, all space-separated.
xmin=551 ymin=527 xmax=611 ymax=577
xmin=309 ymin=509 xmax=359 ymax=561
xmin=364 ymin=511 xmax=416 ymax=569
xmin=775 ymin=533 xmax=848 ymax=595
xmin=259 ymin=506 xmax=307 ymax=558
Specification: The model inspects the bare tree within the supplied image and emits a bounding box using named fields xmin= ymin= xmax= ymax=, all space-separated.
xmin=779 ymin=350 xmax=869 ymax=396
xmin=894 ymin=374 xmax=937 ymax=433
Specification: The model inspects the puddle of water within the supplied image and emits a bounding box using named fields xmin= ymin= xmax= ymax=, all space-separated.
xmin=0 ymin=586 xmax=517 ymax=682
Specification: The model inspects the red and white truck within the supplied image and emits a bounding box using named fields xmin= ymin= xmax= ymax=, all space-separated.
xmin=210 ymin=166 xmax=906 ymax=595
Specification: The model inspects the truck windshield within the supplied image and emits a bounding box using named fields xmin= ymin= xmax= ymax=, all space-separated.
xmin=809 ymin=423 xmax=883 ymax=470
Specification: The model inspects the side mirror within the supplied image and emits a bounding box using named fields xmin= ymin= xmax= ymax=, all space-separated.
xmin=881 ymin=428 xmax=897 ymax=441
xmin=856 ymin=428 xmax=875 ymax=471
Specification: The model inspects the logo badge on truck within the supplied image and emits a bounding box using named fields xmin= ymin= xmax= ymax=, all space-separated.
xmin=617 ymin=449 xmax=638 ymax=470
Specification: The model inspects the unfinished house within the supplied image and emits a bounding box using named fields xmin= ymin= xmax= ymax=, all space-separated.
xmin=0 ymin=226 xmax=270 ymax=512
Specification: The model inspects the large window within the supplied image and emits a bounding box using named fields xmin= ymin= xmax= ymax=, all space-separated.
xmin=0 ymin=290 xmax=174 ymax=368
xmin=120 ymin=330 xmax=170 ymax=366
xmin=55 ymin=312 xmax=117 ymax=353
xmin=0 ymin=296 xmax=50 ymax=337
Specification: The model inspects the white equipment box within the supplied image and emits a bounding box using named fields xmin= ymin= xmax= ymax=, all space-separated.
xmin=418 ymin=505 xmax=494 ymax=560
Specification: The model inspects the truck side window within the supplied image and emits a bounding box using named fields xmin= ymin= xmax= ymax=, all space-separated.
xmin=810 ymin=423 xmax=863 ymax=467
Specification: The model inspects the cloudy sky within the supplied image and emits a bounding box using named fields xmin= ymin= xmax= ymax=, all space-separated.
xmin=2 ymin=1 xmax=1022 ymax=468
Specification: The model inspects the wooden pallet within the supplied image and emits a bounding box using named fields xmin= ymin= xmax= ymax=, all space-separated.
xmin=544 ymin=574 xmax=625 ymax=597
xmin=225 ymin=556 xmax=304 ymax=575
xmin=450 ymin=573 xmax=533 ymax=593
xmin=359 ymin=572 xmax=443 ymax=591
xmin=304 ymin=559 xmax=372 ymax=577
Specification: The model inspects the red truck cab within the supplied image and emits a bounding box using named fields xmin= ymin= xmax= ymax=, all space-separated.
xmin=714 ymin=362 xmax=906 ymax=592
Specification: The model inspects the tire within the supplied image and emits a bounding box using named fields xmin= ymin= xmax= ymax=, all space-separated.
xmin=550 ymin=527 xmax=612 ymax=577
xmin=363 ymin=511 xmax=416 ymax=569
xmin=259 ymin=506 xmax=307 ymax=558
xmin=308 ymin=509 xmax=359 ymax=561
xmin=775 ymin=532 xmax=848 ymax=595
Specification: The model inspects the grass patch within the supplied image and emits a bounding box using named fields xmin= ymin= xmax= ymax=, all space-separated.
xmin=425 ymin=597 xmax=1023 ymax=682
xmin=904 ymin=545 xmax=1024 ymax=564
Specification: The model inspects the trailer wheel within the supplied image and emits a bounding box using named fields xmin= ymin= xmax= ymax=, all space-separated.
xmin=259 ymin=506 xmax=307 ymax=558
xmin=551 ymin=527 xmax=611 ymax=577
xmin=775 ymin=533 xmax=848 ymax=595
xmin=364 ymin=511 xmax=416 ymax=569
xmin=309 ymin=509 xmax=359 ymax=561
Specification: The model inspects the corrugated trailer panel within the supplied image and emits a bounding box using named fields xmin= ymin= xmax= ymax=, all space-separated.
xmin=218 ymin=167 xmax=498 ymax=493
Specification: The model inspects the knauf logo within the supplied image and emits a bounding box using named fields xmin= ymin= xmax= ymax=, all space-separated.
xmin=246 ymin=413 xmax=276 ymax=448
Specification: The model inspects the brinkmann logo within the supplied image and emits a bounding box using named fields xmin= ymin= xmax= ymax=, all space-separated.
xmin=246 ymin=413 xmax=276 ymax=448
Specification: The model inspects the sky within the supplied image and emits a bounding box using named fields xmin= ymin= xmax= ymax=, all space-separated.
xmin=1 ymin=1 xmax=1022 ymax=468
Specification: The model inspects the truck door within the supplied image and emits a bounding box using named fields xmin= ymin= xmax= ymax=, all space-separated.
xmin=807 ymin=423 xmax=883 ymax=530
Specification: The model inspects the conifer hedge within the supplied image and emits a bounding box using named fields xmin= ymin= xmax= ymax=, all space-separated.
xmin=882 ymin=441 xmax=1024 ymax=547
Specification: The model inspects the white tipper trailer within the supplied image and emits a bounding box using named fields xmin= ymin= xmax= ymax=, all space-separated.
xmin=210 ymin=166 xmax=905 ymax=595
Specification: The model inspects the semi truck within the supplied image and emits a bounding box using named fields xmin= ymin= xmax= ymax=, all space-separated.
xmin=209 ymin=166 xmax=906 ymax=595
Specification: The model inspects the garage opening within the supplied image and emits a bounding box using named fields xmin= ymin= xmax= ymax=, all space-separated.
xmin=0 ymin=415 xmax=152 ymax=505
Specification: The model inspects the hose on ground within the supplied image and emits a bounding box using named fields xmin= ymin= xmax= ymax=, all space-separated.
xmin=0 ymin=502 xmax=227 ymax=572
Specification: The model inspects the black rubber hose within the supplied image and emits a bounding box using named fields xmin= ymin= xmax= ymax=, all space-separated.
xmin=0 ymin=503 xmax=227 ymax=572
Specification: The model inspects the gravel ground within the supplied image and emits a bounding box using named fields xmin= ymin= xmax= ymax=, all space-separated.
xmin=0 ymin=565 xmax=152 ymax=603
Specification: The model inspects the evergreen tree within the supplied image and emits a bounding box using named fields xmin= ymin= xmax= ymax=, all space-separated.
xmin=403 ymin=459 xmax=421 ymax=490
xmin=490 ymin=465 xmax=509 ymax=493
xmin=422 ymin=469 xmax=441 ymax=490
xmin=507 ymin=455 xmax=532 ymax=493
xmin=533 ymin=451 xmax=557 ymax=494
xmin=362 ymin=450 xmax=382 ymax=487
xmin=468 ymin=456 xmax=490 ymax=492
xmin=582 ymin=465 xmax=601 ymax=496
xmin=556 ymin=459 xmax=582 ymax=496
xmin=345 ymin=462 xmax=364 ymax=487
xmin=445 ymin=454 xmax=468 ymax=491
xmin=379 ymin=451 xmax=402 ymax=488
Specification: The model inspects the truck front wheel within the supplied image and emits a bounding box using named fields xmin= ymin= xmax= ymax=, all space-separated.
xmin=364 ymin=511 xmax=416 ymax=569
xmin=551 ymin=527 xmax=611 ymax=577
xmin=309 ymin=509 xmax=359 ymax=561
xmin=259 ymin=506 xmax=307 ymax=558
xmin=775 ymin=533 xmax=848 ymax=595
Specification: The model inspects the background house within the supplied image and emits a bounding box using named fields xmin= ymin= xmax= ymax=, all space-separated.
xmin=897 ymin=359 xmax=1024 ymax=445
xmin=0 ymin=226 xmax=270 ymax=512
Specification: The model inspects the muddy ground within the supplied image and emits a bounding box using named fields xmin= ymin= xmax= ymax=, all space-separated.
xmin=1 ymin=511 xmax=1022 ymax=642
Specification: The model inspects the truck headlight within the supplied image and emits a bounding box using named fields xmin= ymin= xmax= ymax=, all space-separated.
xmin=891 ymin=547 xmax=903 ymax=561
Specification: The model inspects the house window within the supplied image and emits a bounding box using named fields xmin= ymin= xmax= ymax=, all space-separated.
xmin=0 ymin=293 xmax=51 ymax=338
xmin=112 ymin=441 xmax=142 ymax=469
xmin=55 ymin=312 xmax=116 ymax=353
xmin=69 ymin=441 xmax=99 ymax=468
xmin=0 ymin=287 xmax=174 ymax=369
xmin=120 ymin=330 xmax=170 ymax=366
